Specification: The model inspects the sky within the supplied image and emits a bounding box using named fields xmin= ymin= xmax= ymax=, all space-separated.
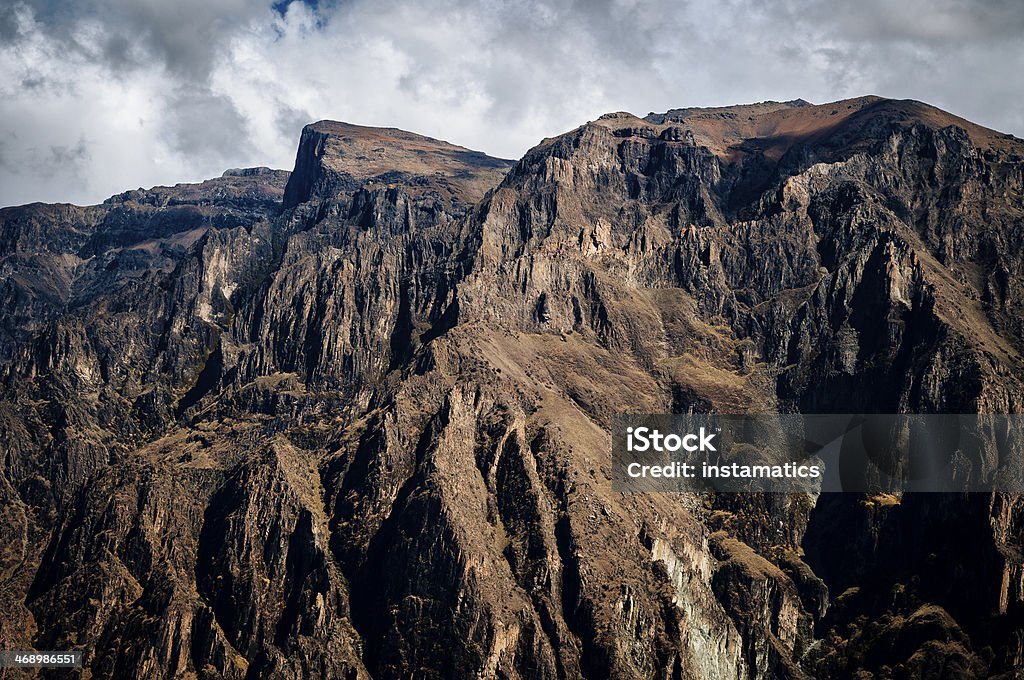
xmin=0 ymin=0 xmax=1022 ymax=207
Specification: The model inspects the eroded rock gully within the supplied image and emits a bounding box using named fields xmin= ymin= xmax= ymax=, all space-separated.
xmin=1 ymin=97 xmax=1023 ymax=678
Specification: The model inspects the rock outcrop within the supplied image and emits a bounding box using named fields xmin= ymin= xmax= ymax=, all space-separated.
xmin=1 ymin=96 xmax=1022 ymax=678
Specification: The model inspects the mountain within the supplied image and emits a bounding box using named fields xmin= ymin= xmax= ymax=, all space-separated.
xmin=1 ymin=96 xmax=1023 ymax=679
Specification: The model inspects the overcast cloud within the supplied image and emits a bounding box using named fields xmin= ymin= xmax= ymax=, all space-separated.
xmin=1 ymin=0 xmax=1022 ymax=207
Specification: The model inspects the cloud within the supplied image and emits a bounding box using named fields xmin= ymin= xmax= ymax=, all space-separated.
xmin=9 ymin=0 xmax=270 ymax=78
xmin=793 ymin=0 xmax=1024 ymax=44
xmin=0 ymin=0 xmax=1022 ymax=207
xmin=163 ymin=88 xmax=254 ymax=162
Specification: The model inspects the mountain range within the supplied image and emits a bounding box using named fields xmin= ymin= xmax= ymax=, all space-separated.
xmin=1 ymin=95 xmax=1023 ymax=679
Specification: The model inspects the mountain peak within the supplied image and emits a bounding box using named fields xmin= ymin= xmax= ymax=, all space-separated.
xmin=283 ymin=120 xmax=514 ymax=208
xmin=588 ymin=96 xmax=1021 ymax=162
xmin=643 ymin=97 xmax=819 ymax=125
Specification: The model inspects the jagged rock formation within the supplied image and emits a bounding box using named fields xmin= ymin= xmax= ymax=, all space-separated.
xmin=1 ymin=97 xmax=1023 ymax=679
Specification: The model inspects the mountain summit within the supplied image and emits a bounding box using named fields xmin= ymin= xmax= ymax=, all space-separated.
xmin=1 ymin=97 xmax=1023 ymax=679
xmin=641 ymin=95 xmax=1018 ymax=157
xmin=283 ymin=121 xmax=514 ymax=207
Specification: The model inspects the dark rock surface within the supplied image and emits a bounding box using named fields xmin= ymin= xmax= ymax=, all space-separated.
xmin=1 ymin=96 xmax=1022 ymax=678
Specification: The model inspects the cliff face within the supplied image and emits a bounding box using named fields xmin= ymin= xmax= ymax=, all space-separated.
xmin=1 ymin=96 xmax=1023 ymax=679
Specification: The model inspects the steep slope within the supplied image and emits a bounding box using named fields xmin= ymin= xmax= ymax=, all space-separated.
xmin=1 ymin=98 xmax=1023 ymax=679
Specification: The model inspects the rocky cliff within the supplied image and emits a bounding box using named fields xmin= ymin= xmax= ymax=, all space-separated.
xmin=1 ymin=96 xmax=1022 ymax=679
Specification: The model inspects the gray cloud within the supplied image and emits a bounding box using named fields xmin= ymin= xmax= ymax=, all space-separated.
xmin=164 ymin=88 xmax=254 ymax=161
xmin=0 ymin=0 xmax=1021 ymax=207
xmin=793 ymin=0 xmax=1024 ymax=44
xmin=0 ymin=5 xmax=19 ymax=42
xmin=9 ymin=0 xmax=270 ymax=77
xmin=47 ymin=138 xmax=91 ymax=170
